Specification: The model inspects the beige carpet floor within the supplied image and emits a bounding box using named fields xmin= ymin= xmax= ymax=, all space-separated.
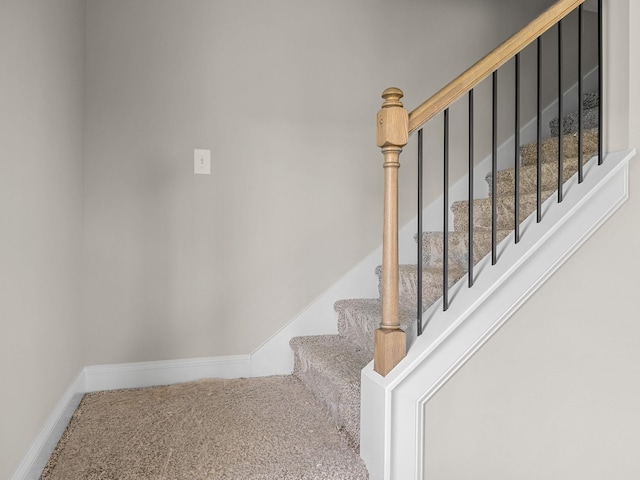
xmin=41 ymin=376 xmax=368 ymax=480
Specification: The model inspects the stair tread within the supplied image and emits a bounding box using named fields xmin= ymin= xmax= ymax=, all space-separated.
xmin=452 ymin=188 xmax=557 ymax=231
xmin=375 ymin=263 xmax=468 ymax=279
xmin=549 ymin=104 xmax=599 ymax=136
xmin=520 ymin=128 xmax=598 ymax=166
xmin=375 ymin=263 xmax=468 ymax=307
xmin=420 ymin=229 xmax=513 ymax=242
xmin=489 ymin=155 xmax=586 ymax=196
xmin=335 ymin=298 xmax=415 ymax=327
xmin=290 ymin=335 xmax=370 ymax=449
xmin=398 ymin=263 xmax=467 ymax=277
xmin=581 ymin=90 xmax=599 ymax=109
xmin=291 ymin=334 xmax=371 ymax=384
xmin=335 ymin=298 xmax=415 ymax=354
xmin=419 ymin=229 xmax=513 ymax=268
xmin=452 ymin=188 xmax=555 ymax=208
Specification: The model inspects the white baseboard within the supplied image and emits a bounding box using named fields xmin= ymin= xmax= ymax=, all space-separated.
xmin=84 ymin=354 xmax=251 ymax=392
xmin=10 ymin=370 xmax=86 ymax=480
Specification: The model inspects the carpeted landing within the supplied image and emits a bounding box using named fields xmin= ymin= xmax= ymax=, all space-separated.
xmin=41 ymin=376 xmax=368 ymax=480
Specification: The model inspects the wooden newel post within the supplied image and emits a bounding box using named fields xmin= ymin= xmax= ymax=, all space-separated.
xmin=374 ymin=87 xmax=408 ymax=377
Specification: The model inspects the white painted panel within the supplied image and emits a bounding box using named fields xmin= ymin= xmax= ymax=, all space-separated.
xmin=361 ymin=150 xmax=635 ymax=479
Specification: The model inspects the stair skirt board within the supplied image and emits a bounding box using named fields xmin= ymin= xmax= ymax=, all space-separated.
xmin=360 ymin=149 xmax=635 ymax=480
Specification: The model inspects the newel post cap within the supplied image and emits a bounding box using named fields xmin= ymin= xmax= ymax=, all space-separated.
xmin=377 ymin=87 xmax=409 ymax=148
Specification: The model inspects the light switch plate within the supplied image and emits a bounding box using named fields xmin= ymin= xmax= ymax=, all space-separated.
xmin=194 ymin=149 xmax=211 ymax=175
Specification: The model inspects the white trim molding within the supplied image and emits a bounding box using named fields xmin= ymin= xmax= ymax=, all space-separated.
xmin=360 ymin=149 xmax=635 ymax=480
xmin=10 ymin=371 xmax=86 ymax=480
xmin=84 ymin=355 xmax=251 ymax=392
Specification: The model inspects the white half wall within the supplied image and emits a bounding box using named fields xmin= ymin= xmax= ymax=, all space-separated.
xmin=362 ymin=1 xmax=639 ymax=477
xmin=424 ymin=1 xmax=640 ymax=476
xmin=361 ymin=148 xmax=635 ymax=480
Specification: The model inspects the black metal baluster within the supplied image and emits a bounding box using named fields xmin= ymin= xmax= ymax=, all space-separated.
xmin=578 ymin=4 xmax=584 ymax=183
xmin=443 ymin=109 xmax=449 ymax=311
xmin=492 ymin=71 xmax=498 ymax=265
xmin=598 ymin=0 xmax=603 ymax=165
xmin=468 ymin=90 xmax=474 ymax=288
xmin=558 ymin=20 xmax=564 ymax=203
xmin=417 ymin=128 xmax=424 ymax=336
xmin=515 ymin=53 xmax=521 ymax=243
xmin=537 ymin=37 xmax=542 ymax=223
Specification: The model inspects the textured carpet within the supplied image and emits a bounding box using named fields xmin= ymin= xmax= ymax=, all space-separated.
xmin=41 ymin=376 xmax=368 ymax=480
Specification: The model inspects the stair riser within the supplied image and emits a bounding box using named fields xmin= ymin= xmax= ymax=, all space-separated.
xmin=452 ymin=190 xmax=555 ymax=231
xmin=336 ymin=308 xmax=376 ymax=356
xmin=376 ymin=266 xmax=465 ymax=308
xmin=491 ymin=158 xmax=582 ymax=197
xmin=421 ymin=230 xmax=511 ymax=269
xmin=335 ymin=299 xmax=416 ymax=358
xmin=581 ymin=90 xmax=599 ymax=110
xmin=291 ymin=344 xmax=362 ymax=450
xmin=519 ymin=129 xmax=598 ymax=166
xmin=549 ymin=105 xmax=599 ymax=136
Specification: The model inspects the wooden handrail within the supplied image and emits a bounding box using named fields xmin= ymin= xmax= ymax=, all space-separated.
xmin=408 ymin=0 xmax=586 ymax=134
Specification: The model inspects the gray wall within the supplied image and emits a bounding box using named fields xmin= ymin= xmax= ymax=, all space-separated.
xmin=424 ymin=1 xmax=640 ymax=477
xmin=0 ymin=1 xmax=86 ymax=478
xmin=82 ymin=0 xmax=557 ymax=365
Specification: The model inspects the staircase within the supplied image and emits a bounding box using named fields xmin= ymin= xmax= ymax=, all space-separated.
xmin=289 ymin=91 xmax=600 ymax=452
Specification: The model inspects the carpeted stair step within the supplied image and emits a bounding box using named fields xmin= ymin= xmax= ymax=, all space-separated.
xmin=581 ymin=90 xmax=600 ymax=110
xmin=549 ymin=89 xmax=599 ymax=136
xmin=290 ymin=335 xmax=371 ymax=450
xmin=489 ymin=155 xmax=585 ymax=197
xmin=376 ymin=264 xmax=467 ymax=307
xmin=335 ymin=298 xmax=415 ymax=356
xmin=451 ymin=189 xmax=556 ymax=231
xmin=519 ymin=128 xmax=598 ymax=166
xmin=549 ymin=105 xmax=599 ymax=136
xmin=419 ymin=229 xmax=512 ymax=269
